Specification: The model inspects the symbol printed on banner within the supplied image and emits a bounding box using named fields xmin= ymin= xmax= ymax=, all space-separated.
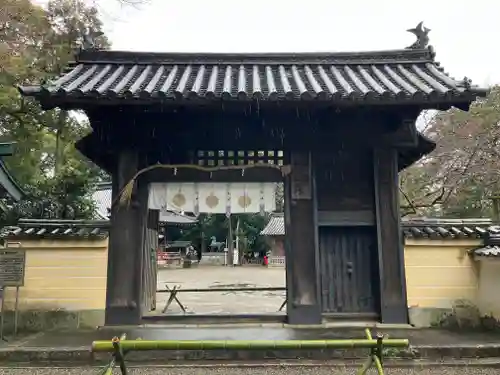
xmin=238 ymin=195 xmax=252 ymax=208
xmin=206 ymin=193 xmax=219 ymax=208
xmin=172 ymin=193 xmax=186 ymax=208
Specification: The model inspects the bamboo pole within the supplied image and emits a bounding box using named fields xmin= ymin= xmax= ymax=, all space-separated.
xmin=356 ymin=356 xmax=373 ymax=375
xmin=92 ymin=338 xmax=409 ymax=352
xmin=112 ymin=335 xmax=127 ymax=375
xmin=99 ymin=357 xmax=115 ymax=375
xmin=364 ymin=329 xmax=385 ymax=375
xmin=98 ymin=333 xmax=127 ymax=375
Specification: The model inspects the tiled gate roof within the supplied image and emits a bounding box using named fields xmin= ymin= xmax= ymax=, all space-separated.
xmin=19 ymin=48 xmax=487 ymax=107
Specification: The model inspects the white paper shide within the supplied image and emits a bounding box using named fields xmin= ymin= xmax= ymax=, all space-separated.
xmin=148 ymin=182 xmax=276 ymax=214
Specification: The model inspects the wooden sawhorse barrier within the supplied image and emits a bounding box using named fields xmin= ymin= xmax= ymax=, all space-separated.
xmin=159 ymin=284 xmax=287 ymax=314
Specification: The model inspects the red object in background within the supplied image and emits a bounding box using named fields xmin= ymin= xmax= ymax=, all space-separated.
xmin=263 ymin=255 xmax=268 ymax=266
xmin=157 ymin=251 xmax=170 ymax=261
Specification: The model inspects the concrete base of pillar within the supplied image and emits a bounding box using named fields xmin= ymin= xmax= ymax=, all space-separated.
xmin=287 ymin=304 xmax=322 ymax=325
xmin=104 ymin=306 xmax=141 ymax=326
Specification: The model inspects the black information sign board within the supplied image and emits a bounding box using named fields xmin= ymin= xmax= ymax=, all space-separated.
xmin=0 ymin=250 xmax=26 ymax=287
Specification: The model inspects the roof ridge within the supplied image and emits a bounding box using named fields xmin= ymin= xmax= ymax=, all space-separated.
xmin=402 ymin=218 xmax=492 ymax=225
xmin=17 ymin=219 xmax=110 ymax=227
xmin=74 ymin=48 xmax=436 ymax=65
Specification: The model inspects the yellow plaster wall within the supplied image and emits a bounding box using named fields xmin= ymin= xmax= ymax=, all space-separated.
xmin=476 ymin=259 xmax=500 ymax=320
xmin=2 ymin=239 xmax=108 ymax=311
xmin=4 ymin=236 xmax=497 ymax=320
xmin=404 ymin=239 xmax=480 ymax=309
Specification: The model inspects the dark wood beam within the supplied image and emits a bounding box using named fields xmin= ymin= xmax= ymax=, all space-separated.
xmin=142 ymin=167 xmax=285 ymax=183
xmin=105 ymin=150 xmax=147 ymax=325
xmin=142 ymin=209 xmax=159 ymax=313
xmin=39 ymin=95 xmax=477 ymax=113
xmin=284 ymin=151 xmax=322 ymax=325
xmin=381 ymin=119 xmax=418 ymax=148
xmin=373 ymin=148 xmax=408 ymax=324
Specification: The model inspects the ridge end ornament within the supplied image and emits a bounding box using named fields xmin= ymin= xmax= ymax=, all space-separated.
xmin=406 ymin=21 xmax=430 ymax=49
xmin=80 ymin=28 xmax=104 ymax=51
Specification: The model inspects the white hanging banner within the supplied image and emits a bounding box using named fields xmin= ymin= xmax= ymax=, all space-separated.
xmin=148 ymin=183 xmax=167 ymax=211
xmin=148 ymin=182 xmax=196 ymax=212
xmin=166 ymin=182 xmax=196 ymax=212
xmin=229 ymin=183 xmax=259 ymax=214
xmin=229 ymin=183 xmax=275 ymax=213
xmin=148 ymin=182 xmax=276 ymax=214
xmin=198 ymin=183 xmax=228 ymax=214
xmin=262 ymin=183 xmax=277 ymax=213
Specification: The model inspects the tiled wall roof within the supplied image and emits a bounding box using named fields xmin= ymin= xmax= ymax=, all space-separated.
xmin=91 ymin=185 xmax=198 ymax=224
xmin=473 ymin=245 xmax=500 ymax=257
xmin=402 ymin=218 xmax=500 ymax=239
xmin=471 ymin=234 xmax=500 ymax=258
xmin=260 ymin=215 xmax=500 ymax=240
xmin=1 ymin=219 xmax=109 ymax=240
xmin=261 ymin=213 xmax=285 ymax=236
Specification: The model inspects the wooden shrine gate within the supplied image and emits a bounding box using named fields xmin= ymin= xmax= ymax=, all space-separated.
xmin=19 ymin=24 xmax=486 ymax=325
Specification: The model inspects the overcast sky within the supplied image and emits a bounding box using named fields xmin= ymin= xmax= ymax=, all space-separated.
xmin=32 ymin=0 xmax=499 ymax=87
xmin=78 ymin=0 xmax=499 ymax=87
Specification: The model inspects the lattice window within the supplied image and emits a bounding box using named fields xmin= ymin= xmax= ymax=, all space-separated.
xmin=195 ymin=150 xmax=284 ymax=167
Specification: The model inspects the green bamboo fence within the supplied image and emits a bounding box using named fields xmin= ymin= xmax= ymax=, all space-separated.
xmin=93 ymin=328 xmax=409 ymax=375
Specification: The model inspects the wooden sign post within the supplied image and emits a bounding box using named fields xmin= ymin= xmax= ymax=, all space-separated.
xmin=0 ymin=243 xmax=26 ymax=338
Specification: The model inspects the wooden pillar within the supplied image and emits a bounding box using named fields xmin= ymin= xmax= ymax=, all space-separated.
xmin=373 ymin=148 xmax=408 ymax=324
xmin=105 ymin=150 xmax=147 ymax=325
xmin=142 ymin=209 xmax=159 ymax=312
xmin=284 ymin=151 xmax=321 ymax=325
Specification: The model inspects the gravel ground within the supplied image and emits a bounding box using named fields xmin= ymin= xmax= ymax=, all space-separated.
xmin=0 ymin=366 xmax=498 ymax=375
xmin=157 ymin=267 xmax=286 ymax=314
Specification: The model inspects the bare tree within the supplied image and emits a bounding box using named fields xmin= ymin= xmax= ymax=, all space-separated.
xmin=400 ymin=86 xmax=500 ymax=217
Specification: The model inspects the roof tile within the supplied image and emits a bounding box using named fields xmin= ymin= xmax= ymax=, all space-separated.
xmin=261 ymin=213 xmax=285 ymax=236
xmin=19 ymin=49 xmax=487 ymax=105
xmin=1 ymin=219 xmax=109 ymax=240
xmin=473 ymin=245 xmax=500 ymax=257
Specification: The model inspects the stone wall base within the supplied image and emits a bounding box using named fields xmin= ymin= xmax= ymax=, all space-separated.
xmin=0 ymin=309 xmax=104 ymax=333
xmin=408 ymin=307 xmax=451 ymax=328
